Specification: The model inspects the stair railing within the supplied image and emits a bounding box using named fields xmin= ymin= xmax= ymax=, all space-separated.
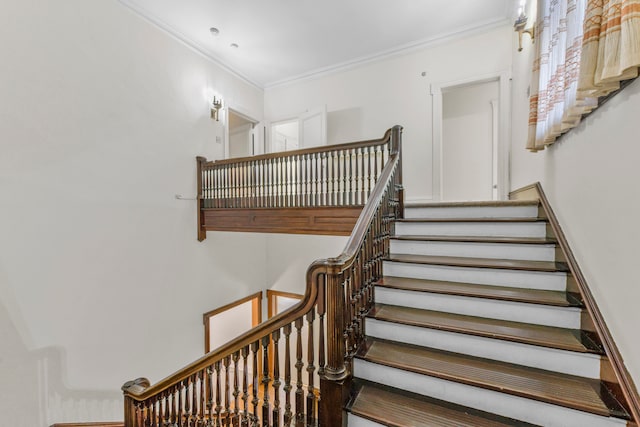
xmin=122 ymin=126 xmax=403 ymax=427
xmin=198 ymin=130 xmax=395 ymax=210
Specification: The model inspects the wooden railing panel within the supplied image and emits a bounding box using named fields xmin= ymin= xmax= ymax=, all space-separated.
xmin=123 ymin=126 xmax=403 ymax=427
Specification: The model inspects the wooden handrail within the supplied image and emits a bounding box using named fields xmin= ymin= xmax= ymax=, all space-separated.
xmin=207 ymin=129 xmax=393 ymax=166
xmin=122 ymin=126 xmax=403 ymax=427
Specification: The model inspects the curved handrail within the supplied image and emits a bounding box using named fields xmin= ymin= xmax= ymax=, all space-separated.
xmin=123 ymin=274 xmax=320 ymax=400
xmin=123 ymin=126 xmax=403 ymax=426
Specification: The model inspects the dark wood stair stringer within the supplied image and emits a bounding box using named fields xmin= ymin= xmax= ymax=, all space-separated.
xmin=511 ymin=182 xmax=640 ymax=423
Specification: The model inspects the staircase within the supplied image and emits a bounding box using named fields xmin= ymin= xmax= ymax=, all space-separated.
xmin=346 ymin=200 xmax=632 ymax=427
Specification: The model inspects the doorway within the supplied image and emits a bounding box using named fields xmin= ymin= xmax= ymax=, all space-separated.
xmin=226 ymin=109 xmax=259 ymax=159
xmin=431 ymin=72 xmax=510 ymax=201
xmin=268 ymin=106 xmax=327 ymax=153
xmin=203 ymin=292 xmax=262 ymax=353
xmin=271 ymin=120 xmax=300 ymax=152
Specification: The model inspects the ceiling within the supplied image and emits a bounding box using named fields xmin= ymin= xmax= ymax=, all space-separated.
xmin=119 ymin=0 xmax=514 ymax=88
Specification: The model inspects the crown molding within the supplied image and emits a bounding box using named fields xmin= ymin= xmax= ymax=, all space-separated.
xmin=117 ymin=0 xmax=262 ymax=90
xmin=263 ymin=17 xmax=511 ymax=90
xmin=118 ymin=0 xmax=510 ymax=92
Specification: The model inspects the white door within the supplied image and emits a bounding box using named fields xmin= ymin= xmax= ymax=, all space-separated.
xmin=269 ymin=106 xmax=327 ymax=153
xmin=298 ymin=106 xmax=327 ymax=148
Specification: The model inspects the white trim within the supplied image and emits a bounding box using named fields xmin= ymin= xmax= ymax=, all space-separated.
xmin=490 ymin=98 xmax=499 ymax=200
xmin=264 ymin=18 xmax=510 ymax=89
xmin=116 ymin=0 xmax=261 ymax=90
xmin=431 ymin=70 xmax=511 ymax=201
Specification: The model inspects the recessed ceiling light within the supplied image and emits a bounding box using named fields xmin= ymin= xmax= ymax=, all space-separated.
xmin=230 ymin=43 xmax=239 ymax=49
xmin=209 ymin=27 xmax=219 ymax=36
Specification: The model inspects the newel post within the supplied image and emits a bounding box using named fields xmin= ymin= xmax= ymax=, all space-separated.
xmin=196 ymin=156 xmax=207 ymax=242
xmin=122 ymin=377 xmax=150 ymax=427
xmin=390 ymin=125 xmax=405 ymax=219
xmin=319 ymin=268 xmax=350 ymax=427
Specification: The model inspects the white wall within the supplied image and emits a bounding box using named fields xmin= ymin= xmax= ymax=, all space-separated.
xmin=510 ymin=30 xmax=640 ymax=385
xmin=0 ymin=0 xmax=266 ymax=424
xmin=265 ymin=25 xmax=513 ymax=203
xmin=266 ymin=234 xmax=348 ymax=295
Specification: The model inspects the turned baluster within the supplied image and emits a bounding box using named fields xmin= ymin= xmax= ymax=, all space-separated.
xmin=148 ymin=398 xmax=155 ymax=427
xmin=242 ymin=346 xmax=250 ymax=426
xmin=261 ymin=335 xmax=271 ymax=426
xmin=200 ymin=370 xmax=207 ymax=424
xmin=341 ymin=149 xmax=347 ymax=206
xmin=294 ymin=317 xmax=304 ymax=427
xmin=223 ymin=356 xmax=231 ymax=427
xmin=251 ymin=341 xmax=260 ymax=424
xmin=177 ymin=381 xmax=184 ymax=426
xmin=330 ymin=151 xmax=336 ymax=206
xmin=232 ymin=351 xmax=240 ymax=426
xmin=272 ymin=329 xmax=281 ymax=427
xmin=269 ymin=158 xmax=275 ymax=208
xmin=215 ymin=361 xmax=222 ymax=425
xmin=347 ymin=149 xmax=353 ymax=205
xmin=283 ymin=324 xmax=293 ymax=427
xmin=168 ymin=391 xmax=175 ymax=426
xmin=313 ymin=152 xmax=320 ymax=206
xmin=306 ymin=311 xmax=316 ymax=427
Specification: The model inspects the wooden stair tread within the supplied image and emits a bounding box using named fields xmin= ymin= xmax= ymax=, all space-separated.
xmin=357 ymin=338 xmax=629 ymax=419
xmin=396 ymin=217 xmax=547 ymax=223
xmin=348 ymin=380 xmax=539 ymax=427
xmin=391 ymin=235 xmax=557 ymax=245
xmin=368 ymin=304 xmax=600 ymax=354
xmin=406 ymin=200 xmax=539 ymax=208
xmin=376 ymin=276 xmax=580 ymax=307
xmin=387 ymin=254 xmax=568 ymax=272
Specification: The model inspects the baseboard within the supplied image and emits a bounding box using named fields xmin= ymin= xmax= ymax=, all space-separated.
xmin=510 ymin=182 xmax=640 ymax=424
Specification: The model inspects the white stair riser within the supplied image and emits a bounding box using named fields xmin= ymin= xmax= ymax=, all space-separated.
xmin=405 ymin=205 xmax=539 ymax=219
xmin=366 ymin=320 xmax=601 ymax=378
xmin=347 ymin=415 xmax=384 ymax=427
xmin=383 ymin=261 xmax=567 ymax=291
xmin=390 ymin=240 xmax=556 ymax=262
xmin=354 ymin=360 xmax=625 ymax=427
xmin=375 ymin=288 xmax=580 ymax=329
xmin=395 ymin=221 xmax=547 ymax=238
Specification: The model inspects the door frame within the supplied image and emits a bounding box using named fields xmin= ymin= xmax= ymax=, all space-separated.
xmin=430 ymin=70 xmax=511 ymax=201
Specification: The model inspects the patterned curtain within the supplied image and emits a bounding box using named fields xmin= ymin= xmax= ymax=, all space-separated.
xmin=527 ymin=0 xmax=596 ymax=151
xmin=579 ymin=0 xmax=640 ymax=96
xmin=527 ymin=0 xmax=640 ymax=152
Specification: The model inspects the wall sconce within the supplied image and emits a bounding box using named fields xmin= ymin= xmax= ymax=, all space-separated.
xmin=514 ymin=1 xmax=535 ymax=52
xmin=211 ymin=96 xmax=223 ymax=121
